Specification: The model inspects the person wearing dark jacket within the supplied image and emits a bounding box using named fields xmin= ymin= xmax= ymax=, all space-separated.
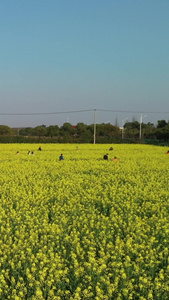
xmin=103 ymin=153 xmax=108 ymax=160
xmin=59 ymin=154 xmax=64 ymax=161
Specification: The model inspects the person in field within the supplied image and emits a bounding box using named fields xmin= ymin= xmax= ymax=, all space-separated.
xmin=167 ymin=150 xmax=169 ymax=154
xmin=38 ymin=146 xmax=42 ymax=151
xmin=109 ymin=146 xmax=113 ymax=151
xmin=113 ymin=157 xmax=118 ymax=162
xmin=59 ymin=154 xmax=64 ymax=161
xmin=28 ymin=151 xmax=31 ymax=155
xmin=103 ymin=153 xmax=109 ymax=160
xmin=16 ymin=151 xmax=19 ymax=155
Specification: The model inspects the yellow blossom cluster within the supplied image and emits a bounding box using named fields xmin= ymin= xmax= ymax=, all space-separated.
xmin=0 ymin=143 xmax=169 ymax=299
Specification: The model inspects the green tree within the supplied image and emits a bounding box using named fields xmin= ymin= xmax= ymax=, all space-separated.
xmin=124 ymin=121 xmax=140 ymax=130
xmin=124 ymin=121 xmax=140 ymax=138
xmin=60 ymin=123 xmax=76 ymax=136
xmin=0 ymin=125 xmax=13 ymax=135
xmin=155 ymin=124 xmax=169 ymax=140
xmin=19 ymin=127 xmax=33 ymax=136
xmin=157 ymin=120 xmax=167 ymax=128
xmin=47 ymin=125 xmax=60 ymax=138
xmin=104 ymin=123 xmax=120 ymax=136
xmin=32 ymin=126 xmax=47 ymax=137
xmin=143 ymin=122 xmax=156 ymax=139
xmin=75 ymin=123 xmax=93 ymax=142
xmin=76 ymin=123 xmax=87 ymax=135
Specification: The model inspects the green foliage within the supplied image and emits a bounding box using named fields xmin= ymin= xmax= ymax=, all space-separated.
xmin=124 ymin=121 xmax=140 ymax=130
xmin=0 ymin=119 xmax=169 ymax=144
xmin=157 ymin=120 xmax=168 ymax=128
xmin=19 ymin=127 xmax=33 ymax=136
xmin=47 ymin=125 xmax=59 ymax=137
xmin=31 ymin=126 xmax=48 ymax=137
xmin=155 ymin=125 xmax=169 ymax=140
xmin=0 ymin=125 xmax=13 ymax=135
xmin=60 ymin=122 xmax=76 ymax=135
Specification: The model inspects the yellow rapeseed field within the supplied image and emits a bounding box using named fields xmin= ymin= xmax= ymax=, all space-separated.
xmin=0 ymin=143 xmax=169 ymax=299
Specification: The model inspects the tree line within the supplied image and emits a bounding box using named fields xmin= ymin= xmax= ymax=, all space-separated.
xmin=0 ymin=120 xmax=169 ymax=144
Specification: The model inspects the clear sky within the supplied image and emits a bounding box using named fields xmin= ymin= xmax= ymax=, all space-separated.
xmin=0 ymin=0 xmax=169 ymax=127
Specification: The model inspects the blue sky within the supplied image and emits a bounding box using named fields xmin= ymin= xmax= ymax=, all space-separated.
xmin=0 ymin=0 xmax=169 ymax=127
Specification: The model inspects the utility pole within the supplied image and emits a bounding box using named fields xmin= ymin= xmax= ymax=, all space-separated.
xmin=122 ymin=118 xmax=128 ymax=139
xmin=93 ymin=109 xmax=96 ymax=144
xmin=139 ymin=114 xmax=147 ymax=139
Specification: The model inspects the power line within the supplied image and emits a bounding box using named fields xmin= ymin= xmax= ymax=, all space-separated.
xmin=97 ymin=109 xmax=169 ymax=114
xmin=0 ymin=108 xmax=168 ymax=116
xmin=0 ymin=109 xmax=93 ymax=116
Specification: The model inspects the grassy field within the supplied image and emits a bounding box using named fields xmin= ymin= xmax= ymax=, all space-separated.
xmin=0 ymin=143 xmax=169 ymax=299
